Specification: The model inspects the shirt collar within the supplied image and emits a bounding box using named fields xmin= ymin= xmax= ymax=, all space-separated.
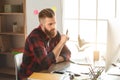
xmin=38 ymin=25 xmax=50 ymax=41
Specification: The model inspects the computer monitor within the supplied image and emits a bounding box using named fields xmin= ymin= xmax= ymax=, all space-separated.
xmin=105 ymin=44 xmax=120 ymax=72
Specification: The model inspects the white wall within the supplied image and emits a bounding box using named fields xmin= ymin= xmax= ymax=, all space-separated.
xmin=26 ymin=0 xmax=62 ymax=35
xmin=106 ymin=0 xmax=120 ymax=69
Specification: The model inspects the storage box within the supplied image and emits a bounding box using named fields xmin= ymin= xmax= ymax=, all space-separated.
xmin=4 ymin=4 xmax=22 ymax=12
xmin=4 ymin=4 xmax=12 ymax=12
xmin=11 ymin=5 xmax=22 ymax=12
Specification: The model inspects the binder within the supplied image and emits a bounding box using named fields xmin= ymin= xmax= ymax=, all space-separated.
xmin=28 ymin=72 xmax=64 ymax=80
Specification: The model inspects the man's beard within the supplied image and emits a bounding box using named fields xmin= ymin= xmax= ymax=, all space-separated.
xmin=44 ymin=27 xmax=56 ymax=38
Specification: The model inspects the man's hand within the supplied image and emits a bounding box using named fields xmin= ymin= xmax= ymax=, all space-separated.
xmin=60 ymin=34 xmax=69 ymax=44
xmin=52 ymin=30 xmax=69 ymax=61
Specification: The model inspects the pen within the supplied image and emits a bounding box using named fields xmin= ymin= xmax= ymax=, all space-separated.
xmin=52 ymin=71 xmax=64 ymax=74
xmin=108 ymin=74 xmax=120 ymax=76
xmin=112 ymin=63 xmax=117 ymax=67
xmin=112 ymin=63 xmax=120 ymax=69
xmin=66 ymin=29 xmax=68 ymax=35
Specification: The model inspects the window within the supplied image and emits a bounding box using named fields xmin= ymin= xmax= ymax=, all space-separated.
xmin=62 ymin=0 xmax=115 ymax=65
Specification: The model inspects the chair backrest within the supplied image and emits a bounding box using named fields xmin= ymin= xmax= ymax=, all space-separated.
xmin=14 ymin=53 xmax=23 ymax=80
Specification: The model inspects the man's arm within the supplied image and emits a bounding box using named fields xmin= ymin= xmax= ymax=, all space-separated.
xmin=56 ymin=45 xmax=71 ymax=63
xmin=24 ymin=37 xmax=56 ymax=70
xmin=52 ymin=34 xmax=70 ymax=63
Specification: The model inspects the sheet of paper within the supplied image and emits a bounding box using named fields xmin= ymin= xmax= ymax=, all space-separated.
xmin=107 ymin=67 xmax=120 ymax=76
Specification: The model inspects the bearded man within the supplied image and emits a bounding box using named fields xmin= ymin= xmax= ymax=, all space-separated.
xmin=18 ymin=8 xmax=71 ymax=80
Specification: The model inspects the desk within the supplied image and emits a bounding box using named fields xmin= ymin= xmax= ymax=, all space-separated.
xmin=28 ymin=61 xmax=91 ymax=80
xmin=28 ymin=61 xmax=120 ymax=80
xmin=48 ymin=61 xmax=91 ymax=74
xmin=48 ymin=61 xmax=70 ymax=72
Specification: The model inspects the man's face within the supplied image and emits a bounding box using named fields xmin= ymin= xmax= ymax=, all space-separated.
xmin=41 ymin=17 xmax=57 ymax=38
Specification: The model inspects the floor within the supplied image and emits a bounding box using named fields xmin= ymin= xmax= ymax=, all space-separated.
xmin=0 ymin=74 xmax=15 ymax=80
xmin=0 ymin=77 xmax=15 ymax=80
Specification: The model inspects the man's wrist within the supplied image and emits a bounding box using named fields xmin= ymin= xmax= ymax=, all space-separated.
xmin=56 ymin=56 xmax=64 ymax=63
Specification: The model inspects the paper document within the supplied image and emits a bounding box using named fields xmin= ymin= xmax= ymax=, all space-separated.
xmin=107 ymin=67 xmax=120 ymax=76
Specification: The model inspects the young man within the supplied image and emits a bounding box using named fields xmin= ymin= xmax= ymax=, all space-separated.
xmin=18 ymin=8 xmax=71 ymax=79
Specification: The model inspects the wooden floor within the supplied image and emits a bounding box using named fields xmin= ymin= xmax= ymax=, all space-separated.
xmin=0 ymin=67 xmax=16 ymax=80
xmin=0 ymin=73 xmax=15 ymax=80
xmin=0 ymin=77 xmax=15 ymax=80
xmin=0 ymin=67 xmax=15 ymax=76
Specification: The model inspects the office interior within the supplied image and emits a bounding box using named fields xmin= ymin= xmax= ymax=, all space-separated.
xmin=0 ymin=0 xmax=120 ymax=80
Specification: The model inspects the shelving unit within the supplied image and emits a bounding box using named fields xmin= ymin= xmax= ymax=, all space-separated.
xmin=0 ymin=0 xmax=26 ymax=78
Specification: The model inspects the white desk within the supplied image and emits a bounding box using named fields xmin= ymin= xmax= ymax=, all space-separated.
xmin=28 ymin=61 xmax=120 ymax=80
xmin=28 ymin=62 xmax=91 ymax=80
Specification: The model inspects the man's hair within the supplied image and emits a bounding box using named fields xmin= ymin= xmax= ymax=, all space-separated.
xmin=38 ymin=8 xmax=55 ymax=19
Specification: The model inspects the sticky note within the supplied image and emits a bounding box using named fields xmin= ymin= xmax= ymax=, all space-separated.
xmin=51 ymin=6 xmax=57 ymax=12
xmin=34 ymin=10 xmax=39 ymax=15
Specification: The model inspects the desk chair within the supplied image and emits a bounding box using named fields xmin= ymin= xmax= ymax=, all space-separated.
xmin=14 ymin=53 xmax=23 ymax=80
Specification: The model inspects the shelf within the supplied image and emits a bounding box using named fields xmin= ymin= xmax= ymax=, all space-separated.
xmin=0 ymin=13 xmax=23 ymax=15
xmin=0 ymin=32 xmax=24 ymax=36
xmin=0 ymin=52 xmax=9 ymax=55
xmin=0 ymin=0 xmax=25 ymax=78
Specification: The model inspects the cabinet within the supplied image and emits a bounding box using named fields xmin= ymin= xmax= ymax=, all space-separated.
xmin=0 ymin=0 xmax=26 ymax=78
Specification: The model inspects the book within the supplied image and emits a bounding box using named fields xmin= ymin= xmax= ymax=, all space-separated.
xmin=28 ymin=72 xmax=64 ymax=80
xmin=0 ymin=16 xmax=1 ymax=32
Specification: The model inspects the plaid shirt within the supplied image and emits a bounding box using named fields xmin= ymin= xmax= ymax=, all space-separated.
xmin=18 ymin=26 xmax=71 ymax=79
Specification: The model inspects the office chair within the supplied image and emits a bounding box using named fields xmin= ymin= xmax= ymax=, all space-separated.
xmin=14 ymin=53 xmax=23 ymax=80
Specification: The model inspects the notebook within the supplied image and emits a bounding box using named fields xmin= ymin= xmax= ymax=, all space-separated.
xmin=28 ymin=72 xmax=65 ymax=80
